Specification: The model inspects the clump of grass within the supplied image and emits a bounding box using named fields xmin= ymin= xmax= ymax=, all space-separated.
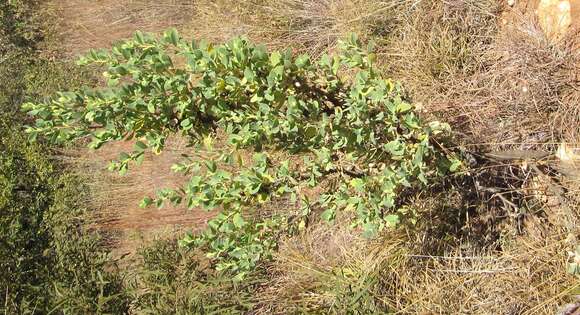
xmin=129 ymin=238 xmax=264 ymax=314
xmin=378 ymin=0 xmax=578 ymax=150
xmin=387 ymin=228 xmax=577 ymax=313
xmin=374 ymin=0 xmax=502 ymax=132
xmin=251 ymin=216 xmax=405 ymax=313
xmin=381 ymin=169 xmax=579 ymax=313
xmin=247 ymin=173 xmax=578 ymax=314
xmin=463 ymin=9 xmax=579 ymax=149
xmin=379 ymin=0 xmax=501 ymax=102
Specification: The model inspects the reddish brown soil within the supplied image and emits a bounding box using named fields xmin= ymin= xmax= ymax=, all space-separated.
xmin=568 ymin=0 xmax=580 ymax=30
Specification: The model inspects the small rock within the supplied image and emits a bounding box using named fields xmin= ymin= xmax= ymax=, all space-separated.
xmin=537 ymin=0 xmax=572 ymax=40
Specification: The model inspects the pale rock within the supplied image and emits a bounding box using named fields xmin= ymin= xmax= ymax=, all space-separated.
xmin=537 ymin=0 xmax=572 ymax=40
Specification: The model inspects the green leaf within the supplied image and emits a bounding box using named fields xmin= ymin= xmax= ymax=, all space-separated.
xmin=271 ymin=65 xmax=284 ymax=78
xmin=396 ymin=102 xmax=413 ymax=113
xmin=140 ymin=197 xmax=153 ymax=208
xmin=119 ymin=152 xmax=130 ymax=160
xmin=244 ymin=67 xmax=255 ymax=82
xmin=384 ymin=140 xmax=404 ymax=156
xmin=135 ymin=152 xmax=145 ymax=165
xmin=180 ymin=118 xmax=192 ymax=130
xmin=362 ymin=222 xmax=378 ymax=238
xmin=85 ymin=111 xmax=96 ymax=122
xmin=270 ymin=51 xmax=281 ymax=66
xmin=134 ymin=141 xmax=147 ymax=152
xmin=320 ymin=54 xmax=331 ymax=68
xmin=295 ymin=55 xmax=310 ymax=68
xmin=134 ymin=31 xmax=145 ymax=44
xmin=205 ymin=160 xmax=217 ymax=172
xmin=164 ymin=28 xmax=179 ymax=45
xmin=119 ymin=164 xmax=128 ymax=176
xmin=349 ymin=33 xmax=359 ymax=45
xmin=449 ymin=158 xmax=462 ymax=172
xmin=567 ymin=262 xmax=579 ymax=275
xmin=233 ymin=213 xmax=245 ymax=228
xmin=385 ymin=214 xmax=400 ymax=228
xmin=350 ymin=178 xmax=365 ymax=192
xmin=321 ymin=208 xmax=335 ymax=222
xmin=332 ymin=56 xmax=340 ymax=75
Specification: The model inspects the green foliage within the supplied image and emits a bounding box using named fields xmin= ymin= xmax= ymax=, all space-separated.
xmin=0 ymin=120 xmax=54 ymax=312
xmin=181 ymin=212 xmax=283 ymax=279
xmin=0 ymin=2 xmax=128 ymax=312
xmin=0 ymin=120 xmax=129 ymax=314
xmin=0 ymin=0 xmax=45 ymax=53
xmin=568 ymin=245 xmax=580 ymax=276
xmin=132 ymin=239 xmax=261 ymax=314
xmin=24 ymin=29 xmax=460 ymax=276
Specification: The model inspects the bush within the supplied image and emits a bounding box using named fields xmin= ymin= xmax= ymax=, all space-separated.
xmin=24 ymin=29 xmax=460 ymax=277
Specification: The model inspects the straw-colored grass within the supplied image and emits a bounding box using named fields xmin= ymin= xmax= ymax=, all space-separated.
xmin=192 ymin=0 xmax=405 ymax=56
xmin=60 ymin=135 xmax=216 ymax=256
xmin=48 ymin=0 xmax=195 ymax=57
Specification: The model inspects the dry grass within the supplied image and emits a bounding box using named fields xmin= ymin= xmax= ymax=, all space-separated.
xmin=253 ymin=217 xmax=404 ymax=314
xmin=461 ymin=10 xmax=579 ymax=149
xmin=392 ymin=232 xmax=577 ymax=314
xmin=249 ymin=192 xmax=578 ymax=314
xmin=376 ymin=0 xmax=579 ymax=150
xmin=48 ymin=0 xmax=195 ymax=56
xmin=192 ymin=0 xmax=404 ymax=56
xmin=61 ymin=135 xmax=216 ymax=256
xmin=378 ymin=0 xmax=502 ymax=104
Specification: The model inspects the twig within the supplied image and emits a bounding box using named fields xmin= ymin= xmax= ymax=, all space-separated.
xmin=407 ymin=254 xmax=499 ymax=260
xmin=427 ymin=267 xmax=518 ymax=274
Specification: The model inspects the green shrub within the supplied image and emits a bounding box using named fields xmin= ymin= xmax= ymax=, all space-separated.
xmin=23 ymin=29 xmax=460 ymax=277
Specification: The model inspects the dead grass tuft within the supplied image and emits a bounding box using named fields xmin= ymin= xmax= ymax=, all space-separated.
xmin=379 ymin=0 xmax=502 ymax=105
xmin=392 ymin=232 xmax=577 ymax=314
xmin=192 ymin=0 xmax=402 ymax=56
xmin=379 ymin=0 xmax=579 ymax=150
xmin=254 ymin=217 xmax=404 ymax=313
xmin=462 ymin=10 xmax=579 ymax=149
xmin=251 ymin=210 xmax=578 ymax=314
